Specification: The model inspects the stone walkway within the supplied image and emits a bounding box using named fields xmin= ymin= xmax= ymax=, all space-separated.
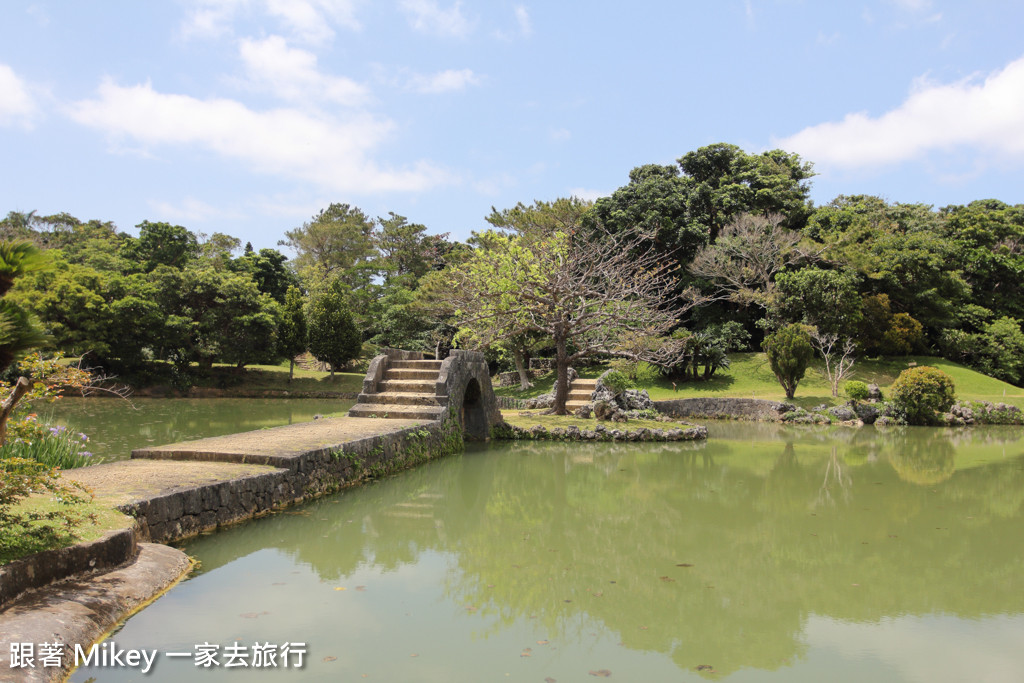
xmin=131 ymin=415 xmax=431 ymax=466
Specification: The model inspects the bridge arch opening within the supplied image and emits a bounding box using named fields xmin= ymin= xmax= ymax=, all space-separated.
xmin=461 ymin=377 xmax=489 ymax=441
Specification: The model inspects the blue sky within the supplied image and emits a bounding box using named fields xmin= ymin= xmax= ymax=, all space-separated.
xmin=3 ymin=0 xmax=1024 ymax=250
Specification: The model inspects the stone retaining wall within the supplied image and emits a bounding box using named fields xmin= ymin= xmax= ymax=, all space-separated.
xmin=0 ymin=527 xmax=138 ymax=609
xmin=654 ymin=397 xmax=790 ymax=421
xmin=123 ymin=420 xmax=460 ymax=544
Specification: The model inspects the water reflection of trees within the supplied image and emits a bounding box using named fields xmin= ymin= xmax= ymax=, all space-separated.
xmin=181 ymin=428 xmax=1024 ymax=676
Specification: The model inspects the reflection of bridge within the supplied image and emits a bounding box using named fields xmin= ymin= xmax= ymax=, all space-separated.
xmin=348 ymin=349 xmax=503 ymax=441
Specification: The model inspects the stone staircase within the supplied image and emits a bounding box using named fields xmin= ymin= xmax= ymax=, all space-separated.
xmin=564 ymin=378 xmax=597 ymax=412
xmin=348 ymin=359 xmax=446 ymax=421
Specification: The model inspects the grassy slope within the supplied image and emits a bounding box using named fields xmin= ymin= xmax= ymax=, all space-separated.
xmin=496 ymin=353 xmax=1024 ymax=409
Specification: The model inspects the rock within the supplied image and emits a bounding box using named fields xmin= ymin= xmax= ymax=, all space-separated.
xmin=867 ymin=383 xmax=883 ymax=400
xmin=574 ymin=404 xmax=593 ymax=419
xmin=774 ymin=402 xmax=796 ymax=414
xmin=611 ymin=410 xmax=628 ymax=423
xmin=874 ymin=415 xmax=896 ymax=427
xmin=852 ymin=401 xmax=880 ymax=424
xmin=565 ymin=425 xmax=581 ymax=439
xmin=828 ymin=405 xmax=857 ymax=421
xmin=524 ymin=395 xmax=554 ymax=410
xmin=622 ymin=389 xmax=653 ymax=411
xmin=594 ymin=400 xmax=616 ymax=421
xmin=528 ymin=424 xmax=547 ymax=438
xmin=812 ymin=404 xmax=828 ymax=412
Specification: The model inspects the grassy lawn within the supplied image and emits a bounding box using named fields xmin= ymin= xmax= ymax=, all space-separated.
xmin=114 ymin=359 xmax=366 ymax=395
xmin=0 ymin=494 xmax=134 ymax=565
xmin=202 ymin=361 xmax=365 ymax=394
xmin=496 ymin=353 xmax=1024 ymax=409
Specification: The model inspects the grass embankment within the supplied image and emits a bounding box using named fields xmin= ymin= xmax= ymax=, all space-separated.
xmin=496 ymin=353 xmax=1024 ymax=409
xmin=1 ymin=494 xmax=133 ymax=565
xmin=118 ymin=359 xmax=364 ymax=396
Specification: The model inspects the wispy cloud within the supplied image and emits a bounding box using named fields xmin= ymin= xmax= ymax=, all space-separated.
xmin=775 ymin=55 xmax=1024 ymax=169
xmin=399 ymin=0 xmax=473 ymax=38
xmin=149 ymin=196 xmax=246 ymax=223
xmin=514 ymin=5 xmax=531 ymax=36
xmin=406 ymin=68 xmax=481 ymax=94
xmin=69 ymin=78 xmax=451 ymax=193
xmin=568 ymin=187 xmax=606 ymax=202
xmin=0 ymin=64 xmax=39 ymax=129
xmin=181 ymin=0 xmax=361 ymax=44
xmin=238 ymin=35 xmax=368 ymax=105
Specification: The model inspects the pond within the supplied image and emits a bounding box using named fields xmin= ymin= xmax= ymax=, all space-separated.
xmin=45 ymin=398 xmax=355 ymax=462
xmin=68 ymin=419 xmax=1024 ymax=682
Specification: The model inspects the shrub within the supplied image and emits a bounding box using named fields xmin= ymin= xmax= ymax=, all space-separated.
xmin=889 ymin=366 xmax=956 ymax=425
xmin=600 ymin=370 xmax=632 ymax=396
xmin=844 ymin=380 xmax=870 ymax=401
xmin=762 ymin=324 xmax=814 ymax=399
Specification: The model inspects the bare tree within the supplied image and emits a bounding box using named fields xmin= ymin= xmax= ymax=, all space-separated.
xmin=683 ymin=212 xmax=818 ymax=310
xmin=811 ymin=329 xmax=857 ymax=398
xmin=441 ymin=199 xmax=683 ymax=414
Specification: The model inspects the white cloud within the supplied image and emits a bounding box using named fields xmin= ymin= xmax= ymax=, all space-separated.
xmin=239 ymin=35 xmax=368 ymax=105
xmin=568 ymin=187 xmax=606 ymax=202
xmin=0 ymin=64 xmax=38 ymax=128
xmin=149 ymin=197 xmax=245 ymax=223
xmin=407 ymin=68 xmax=481 ymax=94
xmin=399 ymin=0 xmax=472 ymax=38
xmin=181 ymin=0 xmax=360 ymax=44
xmin=775 ymin=55 xmax=1024 ymax=169
xmin=890 ymin=0 xmax=931 ymax=10
xmin=549 ymin=127 xmax=570 ymax=142
xmin=69 ymin=79 xmax=451 ymax=193
xmin=514 ymin=5 xmax=531 ymax=36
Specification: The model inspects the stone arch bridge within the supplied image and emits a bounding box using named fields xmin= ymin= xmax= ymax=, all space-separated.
xmin=348 ymin=349 xmax=503 ymax=440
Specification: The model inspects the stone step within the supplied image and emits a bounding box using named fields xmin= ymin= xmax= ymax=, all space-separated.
xmin=390 ymin=359 xmax=443 ymax=370
xmin=378 ymin=379 xmax=437 ymax=394
xmin=348 ymin=403 xmax=444 ymax=420
xmin=571 ymin=378 xmax=597 ymax=386
xmin=568 ymin=390 xmax=593 ymax=400
xmin=565 ymin=400 xmax=590 ymax=410
xmin=384 ymin=368 xmax=440 ymax=381
xmin=358 ymin=392 xmax=440 ymax=407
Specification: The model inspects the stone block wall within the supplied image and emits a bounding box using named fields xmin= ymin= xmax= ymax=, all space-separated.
xmin=653 ymin=397 xmax=790 ymax=421
xmin=122 ymin=420 xmax=461 ymax=544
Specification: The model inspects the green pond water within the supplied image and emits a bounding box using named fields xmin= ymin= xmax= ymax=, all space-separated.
xmin=66 ymin=417 xmax=1024 ymax=683
xmin=45 ymin=398 xmax=354 ymax=461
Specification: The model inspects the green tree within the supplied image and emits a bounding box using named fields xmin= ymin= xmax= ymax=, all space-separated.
xmin=771 ymin=267 xmax=863 ymax=336
xmin=306 ymin=279 xmax=362 ymax=379
xmin=376 ymin=212 xmax=448 ymax=287
xmin=233 ymin=247 xmax=297 ymax=303
xmin=278 ymin=286 xmax=308 ymax=380
xmin=281 ymin=203 xmax=378 ymax=287
xmin=122 ymin=221 xmax=199 ymax=272
xmin=762 ymin=323 xmax=814 ymax=399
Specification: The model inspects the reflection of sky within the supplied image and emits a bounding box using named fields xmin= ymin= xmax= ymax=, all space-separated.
xmin=805 ymin=614 xmax=1024 ymax=683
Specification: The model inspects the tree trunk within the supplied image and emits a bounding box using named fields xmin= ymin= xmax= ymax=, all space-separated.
xmin=512 ymin=349 xmax=532 ymax=391
xmin=552 ymin=333 xmax=570 ymax=415
xmin=289 ymin=358 xmax=294 ymax=382
xmin=0 ymin=377 xmax=32 ymax=447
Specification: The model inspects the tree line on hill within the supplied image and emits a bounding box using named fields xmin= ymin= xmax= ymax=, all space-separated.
xmin=2 ymin=142 xmax=1023 ymax=402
